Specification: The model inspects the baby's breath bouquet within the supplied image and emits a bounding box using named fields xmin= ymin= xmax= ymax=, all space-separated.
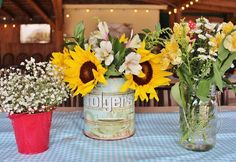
xmin=161 ymin=17 xmax=236 ymax=151
xmin=0 ymin=58 xmax=69 ymax=114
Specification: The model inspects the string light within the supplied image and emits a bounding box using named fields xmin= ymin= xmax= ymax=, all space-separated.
xmin=3 ymin=17 xmax=6 ymax=20
xmin=12 ymin=24 xmax=16 ymax=28
xmin=168 ymin=0 xmax=199 ymax=15
xmin=110 ymin=9 xmax=114 ymax=12
xmin=4 ymin=24 xmax=7 ymax=28
xmin=174 ymin=8 xmax=177 ymax=13
xmin=145 ymin=9 xmax=149 ymax=13
xmin=86 ymin=9 xmax=90 ymax=13
xmin=66 ymin=14 xmax=70 ymax=18
xmin=134 ymin=9 xmax=138 ymax=13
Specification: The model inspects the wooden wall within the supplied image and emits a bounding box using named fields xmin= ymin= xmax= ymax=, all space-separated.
xmin=0 ymin=24 xmax=58 ymax=66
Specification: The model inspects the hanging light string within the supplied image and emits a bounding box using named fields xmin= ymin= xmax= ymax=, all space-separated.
xmin=168 ymin=0 xmax=199 ymax=15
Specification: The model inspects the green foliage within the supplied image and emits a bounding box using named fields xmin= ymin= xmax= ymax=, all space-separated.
xmin=64 ymin=21 xmax=85 ymax=50
xmin=171 ymin=82 xmax=183 ymax=108
xmin=196 ymin=79 xmax=212 ymax=101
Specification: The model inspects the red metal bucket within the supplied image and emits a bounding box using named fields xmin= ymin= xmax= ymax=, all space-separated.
xmin=9 ymin=111 xmax=52 ymax=154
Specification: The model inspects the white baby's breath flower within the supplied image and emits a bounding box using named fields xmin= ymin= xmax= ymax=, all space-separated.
xmin=0 ymin=58 xmax=69 ymax=114
xmin=194 ymin=29 xmax=202 ymax=34
xmin=205 ymin=33 xmax=213 ymax=38
xmin=197 ymin=48 xmax=206 ymax=53
xmin=119 ymin=52 xmax=142 ymax=76
xmin=198 ymin=34 xmax=207 ymax=40
xmin=205 ymin=23 xmax=215 ymax=30
xmin=198 ymin=55 xmax=208 ymax=60
xmin=94 ymin=41 xmax=114 ymax=66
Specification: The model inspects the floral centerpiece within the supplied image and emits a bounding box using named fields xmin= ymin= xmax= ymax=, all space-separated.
xmin=161 ymin=17 xmax=236 ymax=151
xmin=0 ymin=58 xmax=69 ymax=154
xmin=51 ymin=21 xmax=172 ymax=139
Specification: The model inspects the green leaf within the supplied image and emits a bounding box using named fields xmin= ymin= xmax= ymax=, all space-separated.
xmin=213 ymin=64 xmax=223 ymax=92
xmin=142 ymin=28 xmax=151 ymax=33
xmin=74 ymin=21 xmax=85 ymax=38
xmin=218 ymin=40 xmax=229 ymax=62
xmin=105 ymin=64 xmax=122 ymax=77
xmin=171 ymin=82 xmax=184 ymax=108
xmin=73 ymin=21 xmax=85 ymax=47
xmin=155 ymin=23 xmax=161 ymax=33
xmin=196 ymin=79 xmax=212 ymax=102
xmin=220 ymin=53 xmax=236 ymax=75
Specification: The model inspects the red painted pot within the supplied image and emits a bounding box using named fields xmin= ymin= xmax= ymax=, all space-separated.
xmin=9 ymin=111 xmax=53 ymax=154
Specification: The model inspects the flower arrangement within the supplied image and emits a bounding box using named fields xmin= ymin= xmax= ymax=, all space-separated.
xmin=51 ymin=21 xmax=172 ymax=101
xmin=162 ymin=17 xmax=236 ymax=151
xmin=163 ymin=17 xmax=236 ymax=107
xmin=0 ymin=58 xmax=69 ymax=114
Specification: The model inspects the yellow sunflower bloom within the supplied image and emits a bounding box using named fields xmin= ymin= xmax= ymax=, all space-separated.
xmin=64 ymin=45 xmax=107 ymax=96
xmin=51 ymin=48 xmax=70 ymax=68
xmin=121 ymin=42 xmax=172 ymax=101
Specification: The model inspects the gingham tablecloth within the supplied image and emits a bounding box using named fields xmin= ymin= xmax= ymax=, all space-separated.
xmin=0 ymin=111 xmax=236 ymax=162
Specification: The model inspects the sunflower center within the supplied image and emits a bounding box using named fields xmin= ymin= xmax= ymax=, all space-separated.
xmin=133 ymin=61 xmax=153 ymax=85
xmin=80 ymin=61 xmax=97 ymax=83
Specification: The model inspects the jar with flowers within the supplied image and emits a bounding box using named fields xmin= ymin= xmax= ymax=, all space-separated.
xmin=51 ymin=21 xmax=172 ymax=140
xmin=161 ymin=17 xmax=236 ymax=151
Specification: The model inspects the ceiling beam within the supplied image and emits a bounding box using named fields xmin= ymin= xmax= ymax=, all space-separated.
xmin=0 ymin=8 xmax=14 ymax=18
xmin=52 ymin=0 xmax=63 ymax=28
xmin=9 ymin=0 xmax=32 ymax=19
xmin=198 ymin=0 xmax=236 ymax=8
xmin=189 ymin=4 xmax=236 ymax=13
xmin=135 ymin=0 xmax=176 ymax=8
xmin=25 ymin=0 xmax=55 ymax=29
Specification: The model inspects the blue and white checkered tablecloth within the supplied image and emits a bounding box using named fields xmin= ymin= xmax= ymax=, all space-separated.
xmin=0 ymin=111 xmax=236 ymax=162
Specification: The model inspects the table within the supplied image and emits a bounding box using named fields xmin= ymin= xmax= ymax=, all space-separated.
xmin=0 ymin=107 xmax=236 ymax=162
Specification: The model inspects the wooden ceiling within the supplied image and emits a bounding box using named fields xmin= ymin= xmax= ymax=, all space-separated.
xmin=0 ymin=0 xmax=236 ymax=25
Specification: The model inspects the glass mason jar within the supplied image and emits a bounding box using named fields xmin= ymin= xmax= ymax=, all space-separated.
xmin=179 ymin=85 xmax=217 ymax=151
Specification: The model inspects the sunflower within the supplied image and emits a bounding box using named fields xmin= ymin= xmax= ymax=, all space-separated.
xmin=120 ymin=42 xmax=172 ymax=101
xmin=51 ymin=48 xmax=70 ymax=68
xmin=64 ymin=45 xmax=107 ymax=96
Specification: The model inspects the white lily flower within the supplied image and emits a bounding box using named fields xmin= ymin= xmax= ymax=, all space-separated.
xmin=93 ymin=21 xmax=109 ymax=40
xmin=95 ymin=41 xmax=114 ymax=66
xmin=126 ymin=34 xmax=141 ymax=48
xmin=119 ymin=52 xmax=142 ymax=76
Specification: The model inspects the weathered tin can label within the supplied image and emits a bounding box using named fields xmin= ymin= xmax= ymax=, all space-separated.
xmin=83 ymin=78 xmax=135 ymax=140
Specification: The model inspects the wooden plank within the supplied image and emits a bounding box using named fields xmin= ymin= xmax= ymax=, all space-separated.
xmin=52 ymin=0 xmax=63 ymax=51
xmin=189 ymin=4 xmax=236 ymax=13
xmin=9 ymin=0 xmax=32 ymax=19
xmin=25 ymin=0 xmax=55 ymax=29
xmin=0 ymin=8 xmax=14 ymax=18
xmin=135 ymin=0 xmax=176 ymax=8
